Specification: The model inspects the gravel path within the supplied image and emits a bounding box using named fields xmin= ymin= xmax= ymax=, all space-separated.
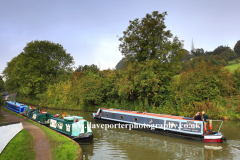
xmin=1 ymin=110 xmax=52 ymax=160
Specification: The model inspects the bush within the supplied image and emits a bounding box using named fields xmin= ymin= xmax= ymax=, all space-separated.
xmin=0 ymin=95 xmax=5 ymax=107
xmin=170 ymin=61 xmax=234 ymax=104
xmin=233 ymin=68 xmax=240 ymax=92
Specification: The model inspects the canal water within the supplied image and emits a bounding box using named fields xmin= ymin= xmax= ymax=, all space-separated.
xmin=45 ymin=109 xmax=240 ymax=160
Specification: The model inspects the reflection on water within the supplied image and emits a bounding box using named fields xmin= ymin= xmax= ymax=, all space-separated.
xmin=45 ymin=108 xmax=240 ymax=160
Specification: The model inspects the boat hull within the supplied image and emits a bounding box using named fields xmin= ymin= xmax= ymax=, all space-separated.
xmin=95 ymin=109 xmax=204 ymax=135
xmin=22 ymin=107 xmax=51 ymax=125
xmin=204 ymin=134 xmax=224 ymax=143
xmin=94 ymin=117 xmax=204 ymax=141
xmin=5 ymin=101 xmax=27 ymax=114
xmin=49 ymin=118 xmax=93 ymax=144
xmin=93 ymin=108 xmax=226 ymax=142
xmin=49 ymin=127 xmax=94 ymax=144
xmin=204 ymin=139 xmax=222 ymax=143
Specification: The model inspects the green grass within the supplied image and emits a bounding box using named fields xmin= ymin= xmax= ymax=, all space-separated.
xmin=25 ymin=119 xmax=82 ymax=160
xmin=0 ymin=129 xmax=36 ymax=160
xmin=224 ymin=63 xmax=240 ymax=72
xmin=0 ymin=113 xmax=4 ymax=123
xmin=228 ymin=60 xmax=237 ymax=64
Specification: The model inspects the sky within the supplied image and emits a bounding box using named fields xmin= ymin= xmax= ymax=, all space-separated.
xmin=1 ymin=0 xmax=240 ymax=76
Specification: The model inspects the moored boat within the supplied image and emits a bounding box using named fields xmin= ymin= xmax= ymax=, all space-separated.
xmin=49 ymin=115 xmax=93 ymax=144
xmin=5 ymin=101 xmax=94 ymax=144
xmin=93 ymin=108 xmax=226 ymax=142
xmin=23 ymin=106 xmax=52 ymax=126
xmin=5 ymin=101 xmax=28 ymax=114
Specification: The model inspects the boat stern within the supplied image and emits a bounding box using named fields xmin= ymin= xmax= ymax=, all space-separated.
xmin=204 ymin=133 xmax=226 ymax=143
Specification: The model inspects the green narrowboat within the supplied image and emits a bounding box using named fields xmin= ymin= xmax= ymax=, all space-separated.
xmin=49 ymin=116 xmax=93 ymax=144
xmin=23 ymin=106 xmax=38 ymax=118
xmin=23 ymin=107 xmax=52 ymax=125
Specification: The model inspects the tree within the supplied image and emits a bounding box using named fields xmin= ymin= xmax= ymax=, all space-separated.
xmin=2 ymin=55 xmax=22 ymax=93
xmin=234 ymin=40 xmax=240 ymax=57
xmin=180 ymin=49 xmax=193 ymax=61
xmin=191 ymin=48 xmax=205 ymax=57
xmin=220 ymin=48 xmax=237 ymax=60
xmin=213 ymin=45 xmax=230 ymax=56
xmin=119 ymin=11 xmax=184 ymax=63
xmin=0 ymin=76 xmax=4 ymax=92
xmin=171 ymin=61 xmax=234 ymax=104
xmin=205 ymin=51 xmax=214 ymax=55
xmin=75 ymin=64 xmax=99 ymax=74
xmin=3 ymin=40 xmax=74 ymax=96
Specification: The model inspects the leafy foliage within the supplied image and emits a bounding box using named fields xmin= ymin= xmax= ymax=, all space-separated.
xmin=180 ymin=49 xmax=193 ymax=61
xmin=116 ymin=59 xmax=175 ymax=106
xmin=75 ymin=64 xmax=99 ymax=74
xmin=233 ymin=68 xmax=240 ymax=91
xmin=220 ymin=48 xmax=237 ymax=61
xmin=0 ymin=76 xmax=4 ymax=92
xmin=0 ymin=93 xmax=5 ymax=106
xmin=181 ymin=55 xmax=227 ymax=71
xmin=119 ymin=11 xmax=184 ymax=63
xmin=3 ymin=12 xmax=240 ymax=121
xmin=171 ymin=61 xmax=234 ymax=104
xmin=191 ymin=48 xmax=205 ymax=57
xmin=234 ymin=40 xmax=240 ymax=57
xmin=2 ymin=56 xmax=22 ymax=92
xmin=213 ymin=45 xmax=230 ymax=56
xmin=3 ymin=40 xmax=74 ymax=96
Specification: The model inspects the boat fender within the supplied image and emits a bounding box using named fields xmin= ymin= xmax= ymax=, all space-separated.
xmin=204 ymin=122 xmax=207 ymax=133
xmin=209 ymin=120 xmax=212 ymax=133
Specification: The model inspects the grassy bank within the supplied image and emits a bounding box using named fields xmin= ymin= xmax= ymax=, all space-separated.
xmin=1 ymin=107 xmax=82 ymax=160
xmin=0 ymin=129 xmax=36 ymax=160
xmin=25 ymin=119 xmax=82 ymax=160
xmin=0 ymin=114 xmax=4 ymax=123
xmin=225 ymin=62 xmax=240 ymax=72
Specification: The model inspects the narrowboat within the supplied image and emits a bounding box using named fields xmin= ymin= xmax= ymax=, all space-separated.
xmin=5 ymin=101 xmax=94 ymax=144
xmin=23 ymin=107 xmax=52 ymax=126
xmin=92 ymin=108 xmax=226 ymax=143
xmin=49 ymin=116 xmax=93 ymax=144
xmin=5 ymin=101 xmax=28 ymax=114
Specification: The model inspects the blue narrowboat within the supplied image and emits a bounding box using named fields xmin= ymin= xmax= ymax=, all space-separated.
xmin=5 ymin=101 xmax=28 ymax=114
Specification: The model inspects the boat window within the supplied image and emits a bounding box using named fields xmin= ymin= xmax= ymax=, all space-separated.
xmin=135 ymin=117 xmax=138 ymax=122
xmin=149 ymin=119 xmax=153 ymax=124
xmin=106 ymin=113 xmax=108 ymax=117
xmin=121 ymin=115 xmax=124 ymax=119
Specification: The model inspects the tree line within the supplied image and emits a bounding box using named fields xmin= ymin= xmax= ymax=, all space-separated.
xmin=2 ymin=11 xmax=240 ymax=120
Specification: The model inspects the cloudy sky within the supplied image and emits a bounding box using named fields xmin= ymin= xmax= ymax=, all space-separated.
xmin=1 ymin=0 xmax=240 ymax=75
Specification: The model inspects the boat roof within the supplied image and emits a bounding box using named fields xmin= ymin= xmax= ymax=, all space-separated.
xmin=104 ymin=108 xmax=200 ymax=121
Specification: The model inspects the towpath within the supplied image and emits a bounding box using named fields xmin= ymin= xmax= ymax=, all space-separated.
xmin=1 ymin=110 xmax=52 ymax=160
